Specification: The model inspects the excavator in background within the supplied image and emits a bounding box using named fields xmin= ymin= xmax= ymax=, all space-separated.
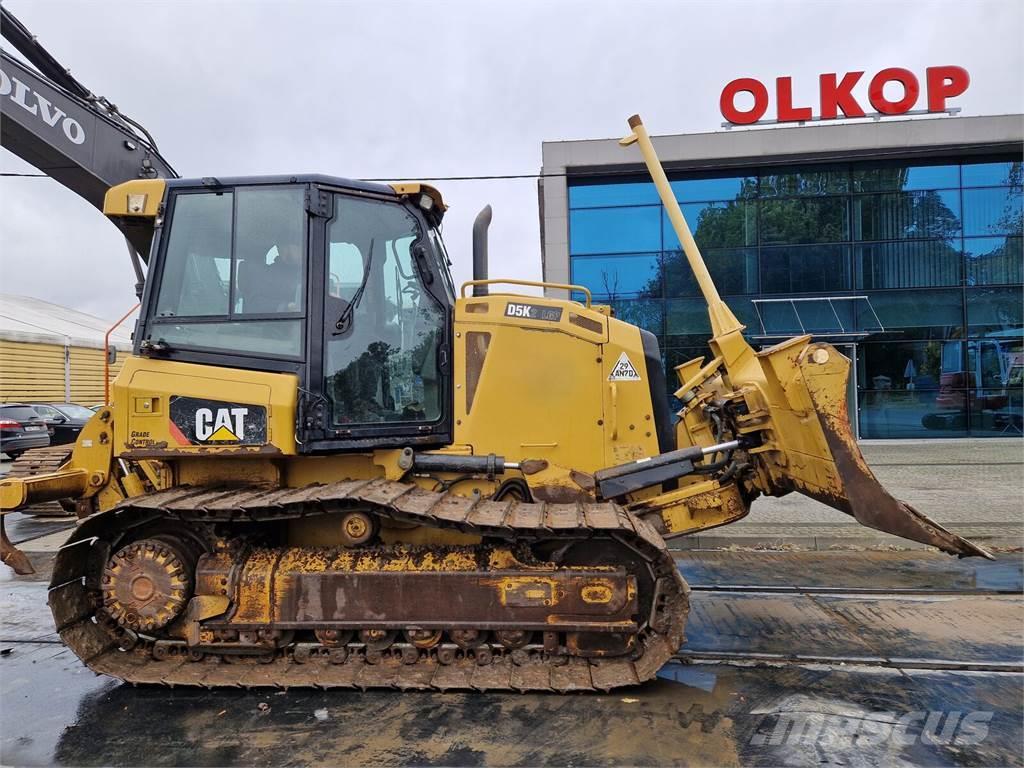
xmin=0 ymin=9 xmax=990 ymax=691
xmin=1 ymin=5 xmax=178 ymax=506
xmin=0 ymin=7 xmax=177 ymax=258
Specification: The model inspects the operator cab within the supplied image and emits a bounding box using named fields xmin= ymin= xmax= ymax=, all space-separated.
xmin=137 ymin=175 xmax=455 ymax=451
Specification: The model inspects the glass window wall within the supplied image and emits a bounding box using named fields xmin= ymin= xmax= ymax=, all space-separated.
xmin=571 ymin=253 xmax=661 ymax=300
xmin=567 ymin=153 xmax=1023 ymax=437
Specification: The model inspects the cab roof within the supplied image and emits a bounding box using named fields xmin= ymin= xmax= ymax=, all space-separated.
xmin=164 ymin=175 xmax=447 ymax=219
xmin=165 ymin=174 xmax=396 ymax=196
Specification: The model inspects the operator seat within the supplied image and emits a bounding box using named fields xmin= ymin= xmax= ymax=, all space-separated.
xmin=236 ymin=257 xmax=275 ymax=313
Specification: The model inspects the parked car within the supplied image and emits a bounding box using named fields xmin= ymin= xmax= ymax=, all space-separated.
xmin=0 ymin=404 xmax=51 ymax=459
xmin=28 ymin=403 xmax=96 ymax=446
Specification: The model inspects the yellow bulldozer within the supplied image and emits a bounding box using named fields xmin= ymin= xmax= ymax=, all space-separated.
xmin=0 ymin=115 xmax=990 ymax=692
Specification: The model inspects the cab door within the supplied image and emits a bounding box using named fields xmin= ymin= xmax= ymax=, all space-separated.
xmin=301 ymin=190 xmax=453 ymax=451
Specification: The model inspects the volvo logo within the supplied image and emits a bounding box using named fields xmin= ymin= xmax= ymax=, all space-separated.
xmin=0 ymin=68 xmax=86 ymax=145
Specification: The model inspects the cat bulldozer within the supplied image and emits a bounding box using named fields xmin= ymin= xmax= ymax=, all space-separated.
xmin=0 ymin=114 xmax=991 ymax=692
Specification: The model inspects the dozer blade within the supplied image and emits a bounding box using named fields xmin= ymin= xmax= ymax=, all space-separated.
xmin=622 ymin=113 xmax=991 ymax=561
xmin=761 ymin=338 xmax=993 ymax=560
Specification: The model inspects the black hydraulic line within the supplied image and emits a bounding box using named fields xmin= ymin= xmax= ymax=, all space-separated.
xmin=715 ymin=459 xmax=747 ymax=484
xmin=1 ymin=6 xmax=163 ymax=153
xmin=429 ymin=474 xmax=478 ymax=493
xmin=124 ymin=237 xmax=146 ymax=299
xmin=1 ymin=50 xmax=178 ymax=208
xmin=1 ymin=7 xmax=89 ymax=99
xmin=1 ymin=4 xmax=177 ymax=270
xmin=492 ymin=478 xmax=531 ymax=502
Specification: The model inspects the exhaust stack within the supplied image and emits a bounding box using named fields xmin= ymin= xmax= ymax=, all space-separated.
xmin=472 ymin=205 xmax=492 ymax=296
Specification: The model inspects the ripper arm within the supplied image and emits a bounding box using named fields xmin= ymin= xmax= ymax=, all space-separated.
xmin=0 ymin=410 xmax=121 ymax=575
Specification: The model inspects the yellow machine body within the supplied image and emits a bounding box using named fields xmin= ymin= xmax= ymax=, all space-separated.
xmin=0 ymin=115 xmax=990 ymax=694
xmin=1 ymin=129 xmax=989 ymax=569
xmin=2 ymin=284 xmax=982 ymax=560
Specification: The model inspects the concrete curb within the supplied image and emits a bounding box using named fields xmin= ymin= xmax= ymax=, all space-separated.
xmin=668 ymin=533 xmax=1024 ymax=552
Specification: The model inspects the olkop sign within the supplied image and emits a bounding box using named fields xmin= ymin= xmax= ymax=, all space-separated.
xmin=720 ymin=66 xmax=970 ymax=125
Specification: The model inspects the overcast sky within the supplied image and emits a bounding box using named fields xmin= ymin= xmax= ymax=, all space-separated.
xmin=2 ymin=0 xmax=1021 ymax=321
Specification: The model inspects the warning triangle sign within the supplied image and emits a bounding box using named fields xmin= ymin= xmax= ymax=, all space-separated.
xmin=207 ymin=425 xmax=240 ymax=441
xmin=609 ymin=352 xmax=641 ymax=382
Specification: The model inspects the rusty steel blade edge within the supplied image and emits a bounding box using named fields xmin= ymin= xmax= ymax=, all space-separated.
xmin=50 ymin=480 xmax=690 ymax=692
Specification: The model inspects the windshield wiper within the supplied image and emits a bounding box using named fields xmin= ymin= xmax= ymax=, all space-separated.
xmin=333 ymin=238 xmax=374 ymax=336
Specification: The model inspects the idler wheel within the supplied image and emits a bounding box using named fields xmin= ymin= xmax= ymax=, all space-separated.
xmin=339 ymin=511 xmax=378 ymax=546
xmin=102 ymin=538 xmax=194 ymax=632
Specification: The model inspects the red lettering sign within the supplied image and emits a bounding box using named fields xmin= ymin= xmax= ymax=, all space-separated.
xmin=820 ymin=72 xmax=865 ymax=119
xmin=776 ymin=77 xmax=812 ymax=121
xmin=720 ymin=67 xmax=969 ymax=124
xmin=868 ymin=67 xmax=920 ymax=114
xmin=926 ymin=66 xmax=970 ymax=111
xmin=719 ymin=78 xmax=769 ymax=125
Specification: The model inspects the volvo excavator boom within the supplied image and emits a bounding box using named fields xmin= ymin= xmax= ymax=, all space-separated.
xmin=0 ymin=7 xmax=178 ymax=571
xmin=1 ymin=7 xmax=177 ymax=265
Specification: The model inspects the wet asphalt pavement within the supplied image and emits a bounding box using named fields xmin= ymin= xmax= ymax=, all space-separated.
xmin=2 ymin=545 xmax=1021 ymax=767
xmin=5 ymin=648 xmax=1021 ymax=768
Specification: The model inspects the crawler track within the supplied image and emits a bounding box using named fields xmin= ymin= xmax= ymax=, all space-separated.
xmin=48 ymin=479 xmax=689 ymax=691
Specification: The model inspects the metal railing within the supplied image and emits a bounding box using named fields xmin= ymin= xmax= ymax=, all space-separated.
xmin=749 ymin=295 xmax=885 ymax=340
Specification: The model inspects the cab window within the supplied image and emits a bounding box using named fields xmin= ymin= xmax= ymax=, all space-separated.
xmin=323 ymin=195 xmax=445 ymax=425
xmin=150 ymin=186 xmax=306 ymax=358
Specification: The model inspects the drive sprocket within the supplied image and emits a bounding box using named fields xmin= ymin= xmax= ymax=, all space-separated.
xmin=101 ymin=538 xmax=194 ymax=632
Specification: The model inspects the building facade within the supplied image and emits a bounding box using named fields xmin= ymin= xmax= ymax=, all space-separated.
xmin=540 ymin=115 xmax=1023 ymax=439
xmin=0 ymin=294 xmax=133 ymax=406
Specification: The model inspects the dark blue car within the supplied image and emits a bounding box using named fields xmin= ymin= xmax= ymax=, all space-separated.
xmin=0 ymin=404 xmax=51 ymax=459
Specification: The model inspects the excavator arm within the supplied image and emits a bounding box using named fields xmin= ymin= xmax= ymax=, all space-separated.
xmin=1 ymin=7 xmax=177 ymax=258
xmin=0 ymin=8 xmax=178 ymax=573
